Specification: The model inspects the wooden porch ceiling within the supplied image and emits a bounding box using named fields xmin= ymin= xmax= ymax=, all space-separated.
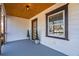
xmin=4 ymin=3 xmax=55 ymax=19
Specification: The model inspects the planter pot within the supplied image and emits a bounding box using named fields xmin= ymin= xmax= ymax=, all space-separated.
xmin=35 ymin=40 xmax=40 ymax=44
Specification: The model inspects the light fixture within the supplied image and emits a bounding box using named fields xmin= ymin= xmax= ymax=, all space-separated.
xmin=26 ymin=5 xmax=30 ymax=11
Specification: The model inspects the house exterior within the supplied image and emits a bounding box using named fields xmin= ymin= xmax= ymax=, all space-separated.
xmin=0 ymin=3 xmax=79 ymax=56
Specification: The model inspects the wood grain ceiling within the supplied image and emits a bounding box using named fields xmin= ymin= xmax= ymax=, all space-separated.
xmin=4 ymin=3 xmax=55 ymax=19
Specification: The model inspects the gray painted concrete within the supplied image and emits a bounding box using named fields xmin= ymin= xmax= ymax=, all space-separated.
xmin=1 ymin=40 xmax=67 ymax=56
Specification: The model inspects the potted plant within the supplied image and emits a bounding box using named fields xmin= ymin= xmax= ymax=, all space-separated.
xmin=27 ymin=30 xmax=30 ymax=40
xmin=34 ymin=30 xmax=40 ymax=44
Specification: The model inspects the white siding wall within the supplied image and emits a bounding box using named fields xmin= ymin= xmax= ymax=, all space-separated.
xmin=29 ymin=3 xmax=79 ymax=56
xmin=6 ymin=16 xmax=29 ymax=42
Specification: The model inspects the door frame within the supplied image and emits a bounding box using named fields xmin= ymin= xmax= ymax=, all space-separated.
xmin=31 ymin=18 xmax=38 ymax=40
xmin=2 ymin=15 xmax=6 ymax=44
xmin=0 ymin=5 xmax=1 ymax=54
xmin=0 ymin=8 xmax=6 ymax=44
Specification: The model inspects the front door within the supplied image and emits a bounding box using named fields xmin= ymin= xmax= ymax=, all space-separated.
xmin=32 ymin=18 xmax=38 ymax=40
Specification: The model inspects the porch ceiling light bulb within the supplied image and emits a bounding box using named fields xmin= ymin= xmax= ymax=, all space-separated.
xmin=26 ymin=5 xmax=30 ymax=10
